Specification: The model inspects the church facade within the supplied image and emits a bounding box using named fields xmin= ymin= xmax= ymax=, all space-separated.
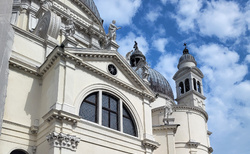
xmin=0 ymin=0 xmax=212 ymax=154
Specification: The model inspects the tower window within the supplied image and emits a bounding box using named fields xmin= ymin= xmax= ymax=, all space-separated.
xmin=79 ymin=91 xmax=138 ymax=137
xmin=179 ymin=82 xmax=184 ymax=94
xmin=197 ymin=81 xmax=201 ymax=93
xmin=185 ymin=79 xmax=190 ymax=92
xmin=193 ymin=78 xmax=197 ymax=91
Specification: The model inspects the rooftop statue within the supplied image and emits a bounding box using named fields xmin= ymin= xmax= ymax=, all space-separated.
xmin=108 ymin=20 xmax=121 ymax=41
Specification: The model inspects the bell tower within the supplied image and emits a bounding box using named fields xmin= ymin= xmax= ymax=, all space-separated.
xmin=172 ymin=44 xmax=213 ymax=154
xmin=173 ymin=44 xmax=206 ymax=109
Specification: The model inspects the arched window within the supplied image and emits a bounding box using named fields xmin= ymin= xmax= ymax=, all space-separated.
xmin=197 ymin=81 xmax=201 ymax=93
xmin=79 ymin=92 xmax=98 ymax=123
xmin=193 ymin=78 xmax=197 ymax=91
xmin=79 ymin=91 xmax=137 ymax=137
xmin=179 ymin=82 xmax=184 ymax=94
xmin=185 ymin=79 xmax=190 ymax=92
xmin=123 ymin=105 xmax=137 ymax=136
xmin=10 ymin=149 xmax=28 ymax=154
xmin=102 ymin=93 xmax=119 ymax=130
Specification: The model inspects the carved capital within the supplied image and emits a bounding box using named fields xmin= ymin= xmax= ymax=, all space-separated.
xmin=46 ymin=132 xmax=80 ymax=151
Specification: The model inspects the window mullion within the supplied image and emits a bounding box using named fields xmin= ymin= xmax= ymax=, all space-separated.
xmin=98 ymin=90 xmax=102 ymax=125
xmin=120 ymin=100 xmax=123 ymax=132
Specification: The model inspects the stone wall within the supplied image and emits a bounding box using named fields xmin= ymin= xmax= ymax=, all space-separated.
xmin=0 ymin=0 xmax=14 ymax=135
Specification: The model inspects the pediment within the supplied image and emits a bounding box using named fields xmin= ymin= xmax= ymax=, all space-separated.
xmin=67 ymin=48 xmax=153 ymax=91
xmin=40 ymin=47 xmax=155 ymax=100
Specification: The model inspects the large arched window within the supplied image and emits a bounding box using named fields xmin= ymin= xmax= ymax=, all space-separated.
xmin=185 ymin=79 xmax=190 ymax=92
xmin=79 ymin=91 xmax=138 ymax=137
xmin=10 ymin=149 xmax=28 ymax=154
xmin=179 ymin=82 xmax=184 ymax=94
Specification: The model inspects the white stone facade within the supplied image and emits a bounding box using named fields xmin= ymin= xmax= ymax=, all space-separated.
xmin=0 ymin=0 xmax=212 ymax=154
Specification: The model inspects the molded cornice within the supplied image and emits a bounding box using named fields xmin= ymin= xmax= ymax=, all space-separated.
xmin=173 ymin=105 xmax=208 ymax=121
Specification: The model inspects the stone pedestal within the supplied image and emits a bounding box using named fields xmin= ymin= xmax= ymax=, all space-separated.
xmin=106 ymin=40 xmax=119 ymax=51
xmin=61 ymin=36 xmax=78 ymax=48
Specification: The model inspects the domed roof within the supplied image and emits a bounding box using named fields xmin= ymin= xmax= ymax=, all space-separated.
xmin=134 ymin=67 xmax=174 ymax=100
xmin=80 ymin=0 xmax=103 ymax=24
xmin=178 ymin=46 xmax=197 ymax=69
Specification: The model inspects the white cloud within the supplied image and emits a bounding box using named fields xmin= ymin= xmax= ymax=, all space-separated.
xmin=198 ymin=0 xmax=246 ymax=39
xmin=152 ymin=38 xmax=169 ymax=53
xmin=245 ymin=1 xmax=250 ymax=31
xmin=154 ymin=53 xmax=180 ymax=98
xmin=117 ymin=32 xmax=149 ymax=57
xmin=172 ymin=0 xmax=203 ymax=32
xmin=95 ymin=0 xmax=141 ymax=26
xmin=145 ymin=7 xmax=162 ymax=23
xmin=245 ymin=55 xmax=250 ymax=63
xmin=191 ymin=43 xmax=250 ymax=154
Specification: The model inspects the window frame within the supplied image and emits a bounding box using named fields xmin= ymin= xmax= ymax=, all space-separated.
xmin=79 ymin=91 xmax=138 ymax=137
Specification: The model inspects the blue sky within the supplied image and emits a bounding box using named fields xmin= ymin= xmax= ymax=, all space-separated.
xmin=94 ymin=0 xmax=250 ymax=153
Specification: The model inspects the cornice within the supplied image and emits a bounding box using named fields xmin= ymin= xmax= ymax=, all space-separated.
xmin=175 ymin=90 xmax=206 ymax=101
xmin=42 ymin=109 xmax=80 ymax=125
xmin=3 ymin=120 xmax=30 ymax=129
xmin=68 ymin=0 xmax=103 ymax=26
xmin=173 ymin=66 xmax=203 ymax=80
xmin=12 ymin=25 xmax=45 ymax=45
xmin=142 ymin=139 xmax=160 ymax=151
xmin=153 ymin=124 xmax=180 ymax=134
xmin=9 ymin=58 xmax=42 ymax=77
xmin=173 ymin=105 xmax=208 ymax=121
xmin=51 ymin=1 xmax=105 ymax=38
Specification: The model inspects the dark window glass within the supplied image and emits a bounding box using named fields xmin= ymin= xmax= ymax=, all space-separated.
xmin=102 ymin=93 xmax=119 ymax=131
xmin=11 ymin=150 xmax=27 ymax=154
xmin=123 ymin=105 xmax=137 ymax=137
xmin=185 ymin=79 xmax=190 ymax=92
xmin=197 ymin=81 xmax=201 ymax=93
xmin=79 ymin=92 xmax=98 ymax=123
xmin=179 ymin=82 xmax=184 ymax=94
xmin=193 ymin=78 xmax=197 ymax=91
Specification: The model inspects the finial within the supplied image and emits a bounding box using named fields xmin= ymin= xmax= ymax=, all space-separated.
xmin=183 ymin=43 xmax=189 ymax=54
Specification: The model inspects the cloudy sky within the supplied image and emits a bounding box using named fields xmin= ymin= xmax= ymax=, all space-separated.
xmin=94 ymin=0 xmax=250 ymax=153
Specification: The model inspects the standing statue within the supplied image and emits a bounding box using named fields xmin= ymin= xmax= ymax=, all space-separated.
xmin=65 ymin=17 xmax=75 ymax=37
xmin=108 ymin=20 xmax=121 ymax=41
xmin=163 ymin=103 xmax=173 ymax=125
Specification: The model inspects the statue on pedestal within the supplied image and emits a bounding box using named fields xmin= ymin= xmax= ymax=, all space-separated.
xmin=163 ymin=103 xmax=173 ymax=125
xmin=108 ymin=20 xmax=121 ymax=41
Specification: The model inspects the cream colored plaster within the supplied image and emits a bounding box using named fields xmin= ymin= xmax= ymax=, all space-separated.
xmin=4 ymin=69 xmax=41 ymax=126
xmin=12 ymin=34 xmax=45 ymax=64
xmin=86 ymin=60 xmax=135 ymax=86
